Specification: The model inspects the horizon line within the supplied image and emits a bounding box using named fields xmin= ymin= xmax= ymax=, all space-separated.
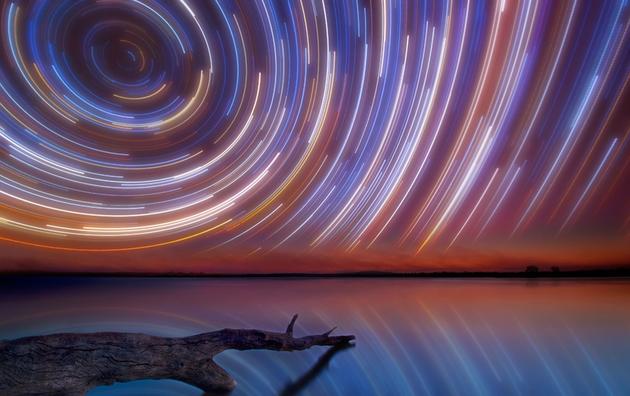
xmin=2 ymin=266 xmax=630 ymax=279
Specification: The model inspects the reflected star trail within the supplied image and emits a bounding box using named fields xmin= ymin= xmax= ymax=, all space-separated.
xmin=2 ymin=278 xmax=630 ymax=395
xmin=0 ymin=1 xmax=628 ymax=264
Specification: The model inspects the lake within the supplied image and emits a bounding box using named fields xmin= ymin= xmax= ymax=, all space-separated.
xmin=1 ymin=277 xmax=629 ymax=395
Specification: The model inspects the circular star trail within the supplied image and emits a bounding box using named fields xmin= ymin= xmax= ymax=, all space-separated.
xmin=0 ymin=0 xmax=628 ymax=256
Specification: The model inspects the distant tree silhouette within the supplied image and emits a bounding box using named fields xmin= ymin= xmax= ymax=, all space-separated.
xmin=525 ymin=265 xmax=539 ymax=274
xmin=551 ymin=266 xmax=560 ymax=273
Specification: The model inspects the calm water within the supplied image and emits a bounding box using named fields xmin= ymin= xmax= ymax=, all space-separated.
xmin=1 ymin=277 xmax=629 ymax=395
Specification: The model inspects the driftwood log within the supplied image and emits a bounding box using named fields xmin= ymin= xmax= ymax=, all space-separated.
xmin=0 ymin=314 xmax=354 ymax=395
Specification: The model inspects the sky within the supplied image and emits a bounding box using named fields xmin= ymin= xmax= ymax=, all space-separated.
xmin=0 ymin=0 xmax=628 ymax=273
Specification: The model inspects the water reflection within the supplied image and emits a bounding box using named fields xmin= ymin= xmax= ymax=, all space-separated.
xmin=1 ymin=278 xmax=629 ymax=395
xmin=280 ymin=343 xmax=354 ymax=396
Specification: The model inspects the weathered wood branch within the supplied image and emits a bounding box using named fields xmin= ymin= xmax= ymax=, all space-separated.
xmin=0 ymin=314 xmax=354 ymax=395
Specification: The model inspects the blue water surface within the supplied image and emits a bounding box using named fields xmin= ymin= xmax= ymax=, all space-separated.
xmin=1 ymin=277 xmax=629 ymax=395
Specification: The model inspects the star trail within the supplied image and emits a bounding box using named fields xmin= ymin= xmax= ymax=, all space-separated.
xmin=0 ymin=0 xmax=628 ymax=268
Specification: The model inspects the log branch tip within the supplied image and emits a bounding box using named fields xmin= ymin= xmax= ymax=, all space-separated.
xmin=286 ymin=314 xmax=299 ymax=336
xmin=322 ymin=326 xmax=337 ymax=337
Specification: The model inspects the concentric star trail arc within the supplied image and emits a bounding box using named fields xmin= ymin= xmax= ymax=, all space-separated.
xmin=0 ymin=0 xmax=627 ymax=263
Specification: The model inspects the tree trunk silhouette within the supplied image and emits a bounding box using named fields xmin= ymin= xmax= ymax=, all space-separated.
xmin=0 ymin=314 xmax=354 ymax=395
